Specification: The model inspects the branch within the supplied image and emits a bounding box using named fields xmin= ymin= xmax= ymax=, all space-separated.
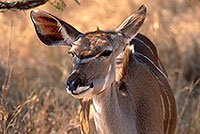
xmin=0 ymin=0 xmax=49 ymax=10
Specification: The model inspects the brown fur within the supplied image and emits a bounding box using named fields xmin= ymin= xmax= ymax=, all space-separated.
xmin=80 ymin=33 xmax=177 ymax=134
xmin=132 ymin=33 xmax=177 ymax=133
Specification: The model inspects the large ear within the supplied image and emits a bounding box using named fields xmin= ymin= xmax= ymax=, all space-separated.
xmin=30 ymin=10 xmax=83 ymax=46
xmin=116 ymin=4 xmax=147 ymax=43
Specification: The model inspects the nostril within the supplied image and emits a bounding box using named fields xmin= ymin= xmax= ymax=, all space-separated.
xmin=66 ymin=79 xmax=81 ymax=91
xmin=72 ymin=79 xmax=81 ymax=89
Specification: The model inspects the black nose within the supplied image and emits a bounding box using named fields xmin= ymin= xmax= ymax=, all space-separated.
xmin=67 ymin=79 xmax=81 ymax=91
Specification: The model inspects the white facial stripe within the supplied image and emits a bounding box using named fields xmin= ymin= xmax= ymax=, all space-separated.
xmin=72 ymin=56 xmax=96 ymax=64
xmin=81 ymin=57 xmax=96 ymax=63
xmin=102 ymin=64 xmax=112 ymax=90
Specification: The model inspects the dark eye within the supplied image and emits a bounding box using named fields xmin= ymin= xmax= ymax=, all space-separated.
xmin=100 ymin=50 xmax=112 ymax=57
xmin=68 ymin=51 xmax=75 ymax=57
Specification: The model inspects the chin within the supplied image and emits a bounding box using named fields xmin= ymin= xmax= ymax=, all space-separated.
xmin=66 ymin=85 xmax=94 ymax=99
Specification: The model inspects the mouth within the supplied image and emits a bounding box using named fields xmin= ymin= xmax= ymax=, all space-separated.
xmin=66 ymin=82 xmax=94 ymax=98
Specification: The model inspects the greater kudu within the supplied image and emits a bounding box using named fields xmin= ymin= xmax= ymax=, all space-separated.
xmin=30 ymin=4 xmax=177 ymax=134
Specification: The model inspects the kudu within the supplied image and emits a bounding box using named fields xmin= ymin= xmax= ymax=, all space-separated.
xmin=30 ymin=4 xmax=177 ymax=134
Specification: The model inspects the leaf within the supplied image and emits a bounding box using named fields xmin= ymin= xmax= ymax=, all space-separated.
xmin=50 ymin=0 xmax=66 ymax=12
xmin=74 ymin=0 xmax=80 ymax=5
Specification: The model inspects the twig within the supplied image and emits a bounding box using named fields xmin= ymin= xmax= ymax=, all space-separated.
xmin=0 ymin=0 xmax=49 ymax=11
xmin=1 ymin=21 xmax=13 ymax=106
xmin=0 ymin=20 xmax=13 ymax=134
xmin=176 ymin=78 xmax=200 ymax=133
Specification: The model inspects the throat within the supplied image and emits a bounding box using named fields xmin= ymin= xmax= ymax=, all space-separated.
xmin=92 ymin=82 xmax=120 ymax=133
xmin=92 ymin=82 xmax=137 ymax=134
xmin=92 ymin=82 xmax=118 ymax=113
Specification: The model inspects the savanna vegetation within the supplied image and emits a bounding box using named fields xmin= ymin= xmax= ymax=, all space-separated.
xmin=0 ymin=0 xmax=200 ymax=133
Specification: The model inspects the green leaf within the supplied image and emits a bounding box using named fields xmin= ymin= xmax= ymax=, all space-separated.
xmin=50 ymin=0 xmax=66 ymax=12
xmin=74 ymin=0 xmax=80 ymax=5
xmin=50 ymin=0 xmax=80 ymax=11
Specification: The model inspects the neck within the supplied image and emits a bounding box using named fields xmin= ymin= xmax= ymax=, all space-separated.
xmin=93 ymin=82 xmax=119 ymax=112
xmin=92 ymin=82 xmax=137 ymax=134
xmin=91 ymin=56 xmax=138 ymax=134
xmin=92 ymin=60 xmax=119 ymax=119
xmin=92 ymin=82 xmax=120 ymax=133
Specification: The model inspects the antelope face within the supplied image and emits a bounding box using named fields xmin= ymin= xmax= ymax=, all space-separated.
xmin=66 ymin=31 xmax=124 ymax=98
xmin=30 ymin=4 xmax=147 ymax=98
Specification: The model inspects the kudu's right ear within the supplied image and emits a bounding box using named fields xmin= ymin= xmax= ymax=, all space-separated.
xmin=116 ymin=4 xmax=147 ymax=43
xmin=30 ymin=10 xmax=83 ymax=46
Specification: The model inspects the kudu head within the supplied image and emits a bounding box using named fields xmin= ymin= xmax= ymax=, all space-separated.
xmin=30 ymin=4 xmax=147 ymax=98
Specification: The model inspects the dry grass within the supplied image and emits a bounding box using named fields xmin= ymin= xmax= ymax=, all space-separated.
xmin=0 ymin=0 xmax=200 ymax=133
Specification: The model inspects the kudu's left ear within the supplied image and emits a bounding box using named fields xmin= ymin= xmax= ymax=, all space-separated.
xmin=116 ymin=4 xmax=147 ymax=43
xmin=30 ymin=10 xmax=83 ymax=46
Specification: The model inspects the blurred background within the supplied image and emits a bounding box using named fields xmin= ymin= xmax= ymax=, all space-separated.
xmin=0 ymin=0 xmax=200 ymax=133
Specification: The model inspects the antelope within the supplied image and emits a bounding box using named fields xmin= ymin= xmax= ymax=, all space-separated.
xmin=30 ymin=4 xmax=177 ymax=134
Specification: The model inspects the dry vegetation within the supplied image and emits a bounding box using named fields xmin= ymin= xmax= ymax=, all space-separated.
xmin=0 ymin=0 xmax=200 ymax=133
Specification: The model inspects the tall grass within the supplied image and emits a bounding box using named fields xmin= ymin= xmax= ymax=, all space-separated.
xmin=0 ymin=0 xmax=200 ymax=133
